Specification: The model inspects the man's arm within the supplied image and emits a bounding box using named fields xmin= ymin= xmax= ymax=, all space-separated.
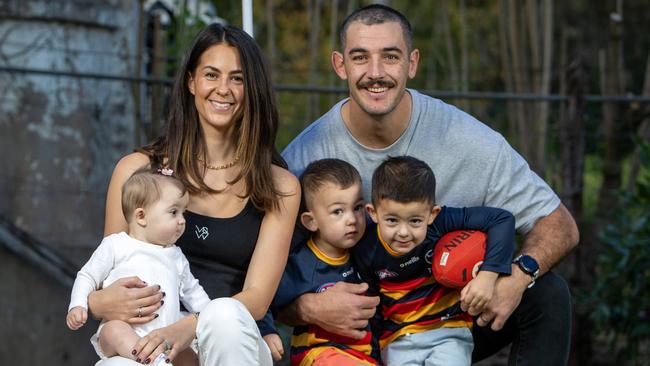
xmin=519 ymin=203 xmax=579 ymax=275
xmin=276 ymin=282 xmax=379 ymax=340
xmin=476 ymin=203 xmax=579 ymax=330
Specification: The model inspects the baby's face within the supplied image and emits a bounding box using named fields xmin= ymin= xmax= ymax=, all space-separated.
xmin=306 ymin=182 xmax=366 ymax=254
xmin=142 ymin=183 xmax=189 ymax=246
xmin=368 ymin=199 xmax=439 ymax=255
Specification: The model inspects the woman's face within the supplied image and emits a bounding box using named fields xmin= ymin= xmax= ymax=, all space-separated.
xmin=188 ymin=43 xmax=244 ymax=132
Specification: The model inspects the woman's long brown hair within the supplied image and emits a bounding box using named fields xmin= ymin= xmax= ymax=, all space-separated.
xmin=140 ymin=23 xmax=287 ymax=212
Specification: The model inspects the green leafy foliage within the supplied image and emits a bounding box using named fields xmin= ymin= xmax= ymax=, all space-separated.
xmin=586 ymin=141 xmax=650 ymax=362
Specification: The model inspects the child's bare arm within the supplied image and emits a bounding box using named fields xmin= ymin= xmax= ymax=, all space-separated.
xmin=263 ymin=333 xmax=285 ymax=361
xmin=459 ymin=271 xmax=499 ymax=315
xmin=66 ymin=306 xmax=88 ymax=330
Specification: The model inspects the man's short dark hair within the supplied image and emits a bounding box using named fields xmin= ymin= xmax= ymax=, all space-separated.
xmin=300 ymin=159 xmax=361 ymax=210
xmin=339 ymin=4 xmax=413 ymax=51
xmin=371 ymin=156 xmax=436 ymax=206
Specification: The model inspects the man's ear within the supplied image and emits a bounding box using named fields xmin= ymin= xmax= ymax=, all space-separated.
xmin=187 ymin=72 xmax=196 ymax=95
xmin=408 ymin=48 xmax=420 ymax=79
xmin=428 ymin=204 xmax=441 ymax=225
xmin=300 ymin=212 xmax=318 ymax=232
xmin=134 ymin=208 xmax=147 ymax=227
xmin=332 ymin=51 xmax=348 ymax=80
xmin=366 ymin=203 xmax=379 ymax=223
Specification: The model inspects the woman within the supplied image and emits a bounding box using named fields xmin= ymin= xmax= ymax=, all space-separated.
xmin=89 ymin=23 xmax=300 ymax=365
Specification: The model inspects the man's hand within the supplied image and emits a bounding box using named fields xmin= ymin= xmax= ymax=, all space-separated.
xmin=291 ymin=282 xmax=379 ymax=340
xmin=88 ymin=276 xmax=163 ymax=325
xmin=475 ymin=265 xmax=530 ymax=330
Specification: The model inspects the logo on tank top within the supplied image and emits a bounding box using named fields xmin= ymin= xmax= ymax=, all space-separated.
xmin=195 ymin=225 xmax=209 ymax=240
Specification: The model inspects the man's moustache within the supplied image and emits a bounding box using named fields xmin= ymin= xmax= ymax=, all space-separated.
xmin=357 ymin=80 xmax=396 ymax=88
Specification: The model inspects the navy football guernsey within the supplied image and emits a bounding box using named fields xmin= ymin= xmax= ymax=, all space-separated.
xmin=258 ymin=239 xmax=378 ymax=366
xmin=352 ymin=206 xmax=515 ymax=349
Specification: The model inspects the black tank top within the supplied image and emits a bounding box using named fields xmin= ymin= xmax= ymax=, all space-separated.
xmin=176 ymin=200 xmax=264 ymax=299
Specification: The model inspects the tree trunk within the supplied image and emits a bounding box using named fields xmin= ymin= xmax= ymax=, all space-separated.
xmin=597 ymin=10 xmax=625 ymax=215
xmin=266 ymin=0 xmax=276 ymax=78
xmin=558 ymin=53 xmax=598 ymax=366
xmin=459 ymin=0 xmax=468 ymax=111
xmin=507 ymin=0 xmax=529 ymax=158
xmin=499 ymin=0 xmax=518 ymax=141
xmin=533 ymin=0 xmax=553 ymax=175
xmin=328 ymin=0 xmax=339 ymax=106
xmin=427 ymin=6 xmax=441 ymax=91
xmin=627 ymin=49 xmax=650 ymax=190
xmin=440 ymin=0 xmax=459 ymax=92
xmin=307 ymin=0 xmax=322 ymax=121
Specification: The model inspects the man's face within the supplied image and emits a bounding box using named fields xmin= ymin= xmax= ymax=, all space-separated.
xmin=333 ymin=21 xmax=419 ymax=117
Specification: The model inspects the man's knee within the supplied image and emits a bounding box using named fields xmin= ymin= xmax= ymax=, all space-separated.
xmin=519 ymin=271 xmax=572 ymax=326
xmin=529 ymin=271 xmax=571 ymax=309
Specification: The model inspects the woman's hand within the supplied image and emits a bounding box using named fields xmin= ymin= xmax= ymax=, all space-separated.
xmin=133 ymin=315 xmax=197 ymax=364
xmin=88 ymin=276 xmax=164 ymax=324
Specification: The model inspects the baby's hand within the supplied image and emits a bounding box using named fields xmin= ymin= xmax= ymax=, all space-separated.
xmin=66 ymin=306 xmax=88 ymax=330
xmin=460 ymin=271 xmax=498 ymax=316
xmin=263 ymin=333 xmax=284 ymax=361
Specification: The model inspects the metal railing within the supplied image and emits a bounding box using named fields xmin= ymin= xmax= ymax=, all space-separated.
xmin=3 ymin=65 xmax=650 ymax=103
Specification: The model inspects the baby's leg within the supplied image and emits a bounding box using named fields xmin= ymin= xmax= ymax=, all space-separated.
xmin=173 ymin=348 xmax=199 ymax=366
xmin=99 ymin=320 xmax=140 ymax=359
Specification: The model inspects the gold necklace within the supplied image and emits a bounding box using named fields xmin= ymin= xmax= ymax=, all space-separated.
xmin=197 ymin=155 xmax=240 ymax=170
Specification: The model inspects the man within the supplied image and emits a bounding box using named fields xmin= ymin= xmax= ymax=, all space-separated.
xmin=281 ymin=4 xmax=579 ymax=365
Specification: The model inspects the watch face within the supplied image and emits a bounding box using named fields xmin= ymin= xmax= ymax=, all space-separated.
xmin=519 ymin=255 xmax=539 ymax=272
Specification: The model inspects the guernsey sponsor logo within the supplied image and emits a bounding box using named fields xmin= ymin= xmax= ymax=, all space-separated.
xmin=341 ymin=268 xmax=355 ymax=278
xmin=316 ymin=282 xmax=336 ymax=293
xmin=425 ymin=249 xmax=433 ymax=264
xmin=376 ymin=268 xmax=398 ymax=279
xmin=400 ymin=255 xmax=419 ymax=268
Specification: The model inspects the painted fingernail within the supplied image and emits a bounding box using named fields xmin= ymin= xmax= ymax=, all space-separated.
xmin=157 ymin=285 xmax=161 ymax=290
xmin=154 ymin=314 xmax=159 ymax=318
xmin=136 ymin=358 xmax=141 ymax=363
xmin=132 ymin=350 xmax=137 ymax=355
xmin=145 ymin=358 xmax=151 ymax=364
xmin=165 ymin=359 xmax=170 ymax=364
xmin=162 ymin=291 xmax=166 ymax=297
xmin=161 ymin=300 xmax=164 ymax=305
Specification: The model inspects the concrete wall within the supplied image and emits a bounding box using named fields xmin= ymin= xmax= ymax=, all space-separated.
xmin=0 ymin=1 xmax=140 ymax=364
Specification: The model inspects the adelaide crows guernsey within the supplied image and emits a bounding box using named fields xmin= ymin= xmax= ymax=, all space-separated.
xmin=352 ymin=206 xmax=515 ymax=349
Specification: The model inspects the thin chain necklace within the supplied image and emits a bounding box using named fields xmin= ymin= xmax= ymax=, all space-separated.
xmin=197 ymin=155 xmax=240 ymax=170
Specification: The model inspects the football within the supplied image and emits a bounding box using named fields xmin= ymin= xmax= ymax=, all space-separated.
xmin=432 ymin=230 xmax=487 ymax=288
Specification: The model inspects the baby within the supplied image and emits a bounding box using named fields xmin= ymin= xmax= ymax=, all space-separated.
xmin=66 ymin=168 xmax=210 ymax=366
